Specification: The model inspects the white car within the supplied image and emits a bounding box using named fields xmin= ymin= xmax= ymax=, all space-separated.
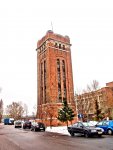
xmin=14 ymin=120 xmax=22 ymax=128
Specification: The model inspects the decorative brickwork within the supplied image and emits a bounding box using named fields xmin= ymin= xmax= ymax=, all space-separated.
xmin=36 ymin=31 xmax=76 ymax=126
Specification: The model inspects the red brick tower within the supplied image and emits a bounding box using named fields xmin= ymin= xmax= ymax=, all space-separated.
xmin=36 ymin=30 xmax=75 ymax=126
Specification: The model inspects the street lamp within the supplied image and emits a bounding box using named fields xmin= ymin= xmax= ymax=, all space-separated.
xmin=75 ymin=93 xmax=78 ymax=121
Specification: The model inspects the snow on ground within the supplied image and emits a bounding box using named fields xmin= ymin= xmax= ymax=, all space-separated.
xmin=46 ymin=126 xmax=70 ymax=136
xmin=0 ymin=123 xmax=70 ymax=135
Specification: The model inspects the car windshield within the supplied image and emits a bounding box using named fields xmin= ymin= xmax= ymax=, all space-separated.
xmin=15 ymin=121 xmax=21 ymax=124
xmin=25 ymin=121 xmax=31 ymax=124
xmin=15 ymin=120 xmax=21 ymax=123
xmin=88 ymin=121 xmax=98 ymax=125
xmin=82 ymin=122 xmax=95 ymax=127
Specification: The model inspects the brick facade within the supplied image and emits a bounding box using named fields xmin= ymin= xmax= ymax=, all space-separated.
xmin=75 ymin=82 xmax=113 ymax=121
xmin=36 ymin=31 xmax=76 ymax=126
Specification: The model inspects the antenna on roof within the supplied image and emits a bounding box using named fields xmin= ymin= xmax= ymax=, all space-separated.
xmin=51 ymin=21 xmax=53 ymax=32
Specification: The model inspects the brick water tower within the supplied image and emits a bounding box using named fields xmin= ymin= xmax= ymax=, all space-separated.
xmin=36 ymin=30 xmax=75 ymax=126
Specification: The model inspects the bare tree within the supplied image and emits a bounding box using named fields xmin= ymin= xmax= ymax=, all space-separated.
xmin=23 ymin=103 xmax=29 ymax=117
xmin=86 ymin=80 xmax=99 ymax=92
xmin=6 ymin=102 xmax=24 ymax=120
xmin=86 ymin=80 xmax=102 ymax=121
xmin=75 ymin=92 xmax=92 ymax=121
xmin=32 ymin=104 xmax=37 ymax=119
xmin=45 ymin=104 xmax=55 ymax=128
xmin=33 ymin=104 xmax=37 ymax=116
xmin=0 ymin=99 xmax=3 ymax=123
xmin=75 ymin=80 xmax=102 ymax=121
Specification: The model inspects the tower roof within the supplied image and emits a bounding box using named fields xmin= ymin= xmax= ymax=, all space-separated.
xmin=37 ymin=31 xmax=71 ymax=49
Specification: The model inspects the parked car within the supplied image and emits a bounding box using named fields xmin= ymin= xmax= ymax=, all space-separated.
xmin=31 ymin=122 xmax=45 ymax=132
xmin=14 ymin=120 xmax=22 ymax=128
xmin=4 ymin=118 xmax=14 ymax=125
xmin=96 ymin=120 xmax=113 ymax=135
xmin=23 ymin=121 xmax=31 ymax=129
xmin=68 ymin=122 xmax=104 ymax=138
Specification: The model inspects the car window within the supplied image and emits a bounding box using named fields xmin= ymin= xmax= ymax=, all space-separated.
xmin=72 ymin=123 xmax=77 ymax=127
xmin=77 ymin=122 xmax=83 ymax=128
xmin=27 ymin=121 xmax=31 ymax=124
xmin=83 ymin=122 xmax=95 ymax=127
xmin=97 ymin=122 xmax=103 ymax=126
xmin=110 ymin=121 xmax=113 ymax=125
xmin=88 ymin=121 xmax=98 ymax=126
xmin=35 ymin=123 xmax=39 ymax=125
xmin=31 ymin=122 xmax=35 ymax=125
xmin=103 ymin=121 xmax=109 ymax=126
xmin=15 ymin=121 xmax=21 ymax=124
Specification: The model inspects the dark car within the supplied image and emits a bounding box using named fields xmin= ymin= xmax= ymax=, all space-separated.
xmin=31 ymin=122 xmax=45 ymax=132
xmin=23 ymin=121 xmax=31 ymax=129
xmin=96 ymin=120 xmax=113 ymax=135
xmin=68 ymin=122 xmax=104 ymax=138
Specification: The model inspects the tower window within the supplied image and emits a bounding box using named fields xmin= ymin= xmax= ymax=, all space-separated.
xmin=59 ymin=44 xmax=61 ymax=49
xmin=57 ymin=59 xmax=62 ymax=102
xmin=62 ymin=60 xmax=67 ymax=99
xmin=62 ymin=60 xmax=65 ymax=72
xmin=63 ymin=45 xmax=65 ymax=50
xmin=44 ymin=60 xmax=46 ymax=103
xmin=55 ymin=43 xmax=58 ymax=48
xmin=57 ymin=59 xmax=60 ymax=68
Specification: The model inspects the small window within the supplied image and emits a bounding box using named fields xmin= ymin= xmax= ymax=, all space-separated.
xmin=63 ymin=45 xmax=65 ymax=50
xmin=55 ymin=43 xmax=58 ymax=48
xmin=59 ymin=44 xmax=61 ymax=49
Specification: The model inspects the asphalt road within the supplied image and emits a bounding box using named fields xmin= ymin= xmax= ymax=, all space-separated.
xmin=0 ymin=125 xmax=113 ymax=150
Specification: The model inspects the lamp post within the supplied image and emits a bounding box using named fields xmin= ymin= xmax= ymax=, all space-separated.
xmin=75 ymin=93 xmax=78 ymax=121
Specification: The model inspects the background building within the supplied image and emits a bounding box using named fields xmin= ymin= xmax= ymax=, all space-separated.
xmin=36 ymin=30 xmax=76 ymax=126
xmin=75 ymin=81 xmax=113 ymax=121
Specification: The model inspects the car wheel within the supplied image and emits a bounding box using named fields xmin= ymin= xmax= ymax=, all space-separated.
xmin=84 ymin=131 xmax=89 ymax=138
xmin=107 ymin=129 xmax=113 ymax=135
xmin=70 ymin=131 xmax=74 ymax=136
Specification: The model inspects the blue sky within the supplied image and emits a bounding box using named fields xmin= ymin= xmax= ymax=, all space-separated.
xmin=0 ymin=0 xmax=113 ymax=114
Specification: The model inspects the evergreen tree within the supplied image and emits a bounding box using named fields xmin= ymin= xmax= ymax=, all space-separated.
xmin=95 ymin=99 xmax=102 ymax=121
xmin=57 ymin=100 xmax=75 ymax=127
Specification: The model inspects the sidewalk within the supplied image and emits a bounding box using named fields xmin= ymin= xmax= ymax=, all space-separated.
xmin=46 ymin=126 xmax=70 ymax=136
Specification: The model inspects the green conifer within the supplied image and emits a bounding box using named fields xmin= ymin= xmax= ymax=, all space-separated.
xmin=58 ymin=100 xmax=75 ymax=127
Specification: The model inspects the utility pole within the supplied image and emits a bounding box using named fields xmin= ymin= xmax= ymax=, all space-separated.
xmin=75 ymin=93 xmax=78 ymax=121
